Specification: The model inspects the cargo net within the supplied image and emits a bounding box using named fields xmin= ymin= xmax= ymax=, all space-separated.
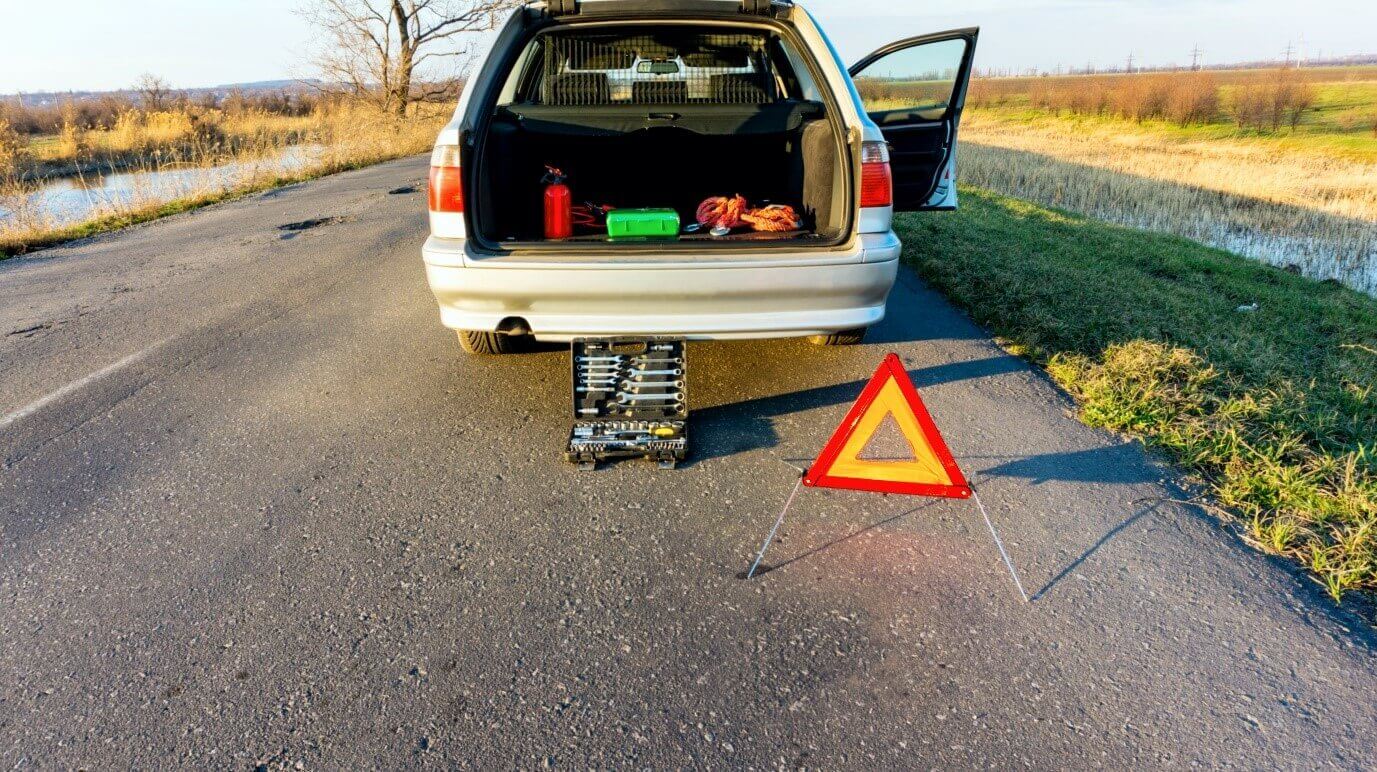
xmin=530 ymin=31 xmax=780 ymax=106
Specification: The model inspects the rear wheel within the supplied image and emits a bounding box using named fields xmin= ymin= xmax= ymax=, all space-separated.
xmin=809 ymin=328 xmax=868 ymax=346
xmin=457 ymin=331 xmax=522 ymax=355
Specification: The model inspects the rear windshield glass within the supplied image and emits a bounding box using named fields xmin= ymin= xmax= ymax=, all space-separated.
xmin=508 ymin=27 xmax=800 ymax=106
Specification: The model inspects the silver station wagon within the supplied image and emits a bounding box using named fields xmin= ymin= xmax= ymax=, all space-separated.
xmin=423 ymin=0 xmax=978 ymax=354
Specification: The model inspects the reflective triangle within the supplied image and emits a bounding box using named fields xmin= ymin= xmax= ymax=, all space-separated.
xmin=804 ymin=354 xmax=971 ymax=499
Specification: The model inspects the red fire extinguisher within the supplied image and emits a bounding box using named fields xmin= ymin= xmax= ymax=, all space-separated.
xmin=542 ymin=166 xmax=573 ymax=240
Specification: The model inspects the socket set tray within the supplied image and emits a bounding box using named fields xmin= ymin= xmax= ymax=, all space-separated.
xmin=567 ymin=338 xmax=688 ymax=470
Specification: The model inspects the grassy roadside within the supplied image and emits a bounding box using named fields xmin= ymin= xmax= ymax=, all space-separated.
xmin=966 ymin=105 xmax=1377 ymax=162
xmin=899 ymin=188 xmax=1376 ymax=608
xmin=1 ymin=104 xmax=445 ymax=258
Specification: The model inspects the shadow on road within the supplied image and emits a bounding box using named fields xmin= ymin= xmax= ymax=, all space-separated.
xmin=977 ymin=445 xmax=1160 ymax=487
xmin=1028 ymin=500 xmax=1163 ymax=602
xmin=746 ymin=501 xmax=939 ymax=578
xmin=691 ymin=355 xmax=1025 ymax=464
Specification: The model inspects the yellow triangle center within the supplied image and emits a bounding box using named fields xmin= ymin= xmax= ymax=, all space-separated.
xmin=825 ymin=379 xmax=955 ymax=487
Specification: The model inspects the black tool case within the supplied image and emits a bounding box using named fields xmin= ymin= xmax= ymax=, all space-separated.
xmin=567 ymin=338 xmax=689 ymax=470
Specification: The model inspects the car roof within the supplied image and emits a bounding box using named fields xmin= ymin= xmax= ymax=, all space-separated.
xmin=528 ymin=0 xmax=795 ymax=18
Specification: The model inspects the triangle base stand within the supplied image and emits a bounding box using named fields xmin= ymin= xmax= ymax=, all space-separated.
xmin=744 ymin=474 xmax=1029 ymax=604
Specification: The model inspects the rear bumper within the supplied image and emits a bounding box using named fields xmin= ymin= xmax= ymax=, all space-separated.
xmin=422 ymin=233 xmax=902 ymax=341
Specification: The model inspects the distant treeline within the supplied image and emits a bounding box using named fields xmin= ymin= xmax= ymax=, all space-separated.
xmin=975 ymin=54 xmax=1377 ymax=80
xmin=0 ymin=78 xmax=465 ymax=137
xmin=0 ymin=89 xmax=319 ymax=136
xmin=964 ymin=68 xmax=1365 ymax=132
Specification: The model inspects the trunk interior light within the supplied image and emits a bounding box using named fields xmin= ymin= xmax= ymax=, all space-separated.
xmin=860 ymin=142 xmax=893 ymax=209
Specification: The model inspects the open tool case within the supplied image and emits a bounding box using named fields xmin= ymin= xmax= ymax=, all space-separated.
xmin=567 ymin=339 xmax=689 ymax=470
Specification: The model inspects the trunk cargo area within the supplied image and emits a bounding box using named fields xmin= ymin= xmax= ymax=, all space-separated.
xmin=475 ymin=104 xmax=846 ymax=245
xmin=469 ymin=24 xmax=849 ymax=248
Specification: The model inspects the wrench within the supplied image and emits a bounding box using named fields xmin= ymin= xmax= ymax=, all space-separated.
xmin=579 ymin=355 xmax=625 ymax=363
xmin=618 ymin=393 xmax=684 ymax=403
xmin=621 ymin=380 xmax=685 ymax=392
xmin=625 ymin=368 xmax=683 ymax=377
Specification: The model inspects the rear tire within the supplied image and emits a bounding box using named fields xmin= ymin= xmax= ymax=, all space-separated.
xmin=809 ymin=328 xmax=868 ymax=346
xmin=457 ymin=330 xmax=521 ymax=355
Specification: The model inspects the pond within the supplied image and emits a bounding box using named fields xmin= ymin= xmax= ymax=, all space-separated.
xmin=0 ymin=145 xmax=322 ymax=231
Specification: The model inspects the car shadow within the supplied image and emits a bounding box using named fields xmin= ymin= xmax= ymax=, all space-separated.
xmin=976 ymin=444 xmax=1160 ymax=486
xmin=690 ymin=354 xmax=1025 ymax=464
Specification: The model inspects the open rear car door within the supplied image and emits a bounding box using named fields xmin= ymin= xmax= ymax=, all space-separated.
xmin=849 ymin=28 xmax=979 ymax=211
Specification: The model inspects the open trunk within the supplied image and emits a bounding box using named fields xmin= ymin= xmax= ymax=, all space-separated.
xmin=475 ymin=103 xmax=846 ymax=244
xmin=469 ymin=24 xmax=849 ymax=248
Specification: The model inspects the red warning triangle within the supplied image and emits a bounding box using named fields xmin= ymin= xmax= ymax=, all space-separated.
xmin=804 ymin=354 xmax=971 ymax=499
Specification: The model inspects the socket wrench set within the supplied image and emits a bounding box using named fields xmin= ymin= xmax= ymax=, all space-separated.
xmin=566 ymin=339 xmax=689 ymax=470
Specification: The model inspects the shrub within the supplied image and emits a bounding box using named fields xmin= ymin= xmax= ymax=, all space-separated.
xmin=1165 ymin=72 xmax=1220 ymax=125
xmin=1232 ymin=68 xmax=1316 ymax=132
xmin=1010 ymin=72 xmax=1220 ymax=125
xmin=0 ymin=118 xmax=26 ymax=177
xmin=55 ymin=121 xmax=90 ymax=160
xmin=1110 ymin=74 xmax=1174 ymax=122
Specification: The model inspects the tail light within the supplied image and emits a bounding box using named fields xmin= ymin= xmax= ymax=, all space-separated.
xmin=860 ymin=141 xmax=893 ymax=209
xmin=428 ymin=145 xmax=464 ymax=213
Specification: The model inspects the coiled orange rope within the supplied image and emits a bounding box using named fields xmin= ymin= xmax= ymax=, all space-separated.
xmin=696 ymin=195 xmax=748 ymax=230
xmin=697 ymin=196 xmax=800 ymax=233
xmin=741 ymin=204 xmax=801 ymax=232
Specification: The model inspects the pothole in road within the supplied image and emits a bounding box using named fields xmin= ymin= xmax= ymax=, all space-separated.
xmin=278 ymin=216 xmax=348 ymax=232
xmin=8 ymin=322 xmax=52 ymax=337
xmin=277 ymin=216 xmax=350 ymax=240
xmin=389 ymin=185 xmax=419 ymax=195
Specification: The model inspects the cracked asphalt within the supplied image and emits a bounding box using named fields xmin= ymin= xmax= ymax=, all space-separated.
xmin=2 ymin=156 xmax=1375 ymax=769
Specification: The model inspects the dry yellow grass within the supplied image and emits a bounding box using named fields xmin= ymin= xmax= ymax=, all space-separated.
xmin=959 ymin=112 xmax=1377 ymax=293
xmin=0 ymin=102 xmax=448 ymax=255
xmin=23 ymin=108 xmax=319 ymax=176
xmin=963 ymin=112 xmax=1377 ymax=221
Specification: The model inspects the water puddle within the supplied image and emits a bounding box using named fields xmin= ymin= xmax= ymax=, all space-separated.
xmin=0 ymin=145 xmax=322 ymax=231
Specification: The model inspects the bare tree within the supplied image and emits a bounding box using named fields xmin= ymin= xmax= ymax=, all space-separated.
xmin=300 ymin=0 xmax=514 ymax=116
xmin=135 ymin=73 xmax=175 ymax=111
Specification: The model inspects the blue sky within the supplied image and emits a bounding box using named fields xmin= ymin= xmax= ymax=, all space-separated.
xmin=3 ymin=0 xmax=1375 ymax=93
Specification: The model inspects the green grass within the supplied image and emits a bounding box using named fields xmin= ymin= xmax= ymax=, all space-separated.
xmin=899 ymin=188 xmax=1377 ymax=609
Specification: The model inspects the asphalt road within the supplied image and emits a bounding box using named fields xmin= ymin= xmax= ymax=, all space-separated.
xmin=2 ymin=156 xmax=1375 ymax=769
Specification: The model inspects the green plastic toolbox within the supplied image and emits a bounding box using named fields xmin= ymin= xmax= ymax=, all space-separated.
xmin=606 ymin=208 xmax=681 ymax=240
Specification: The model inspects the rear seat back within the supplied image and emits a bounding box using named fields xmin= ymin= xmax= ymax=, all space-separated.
xmin=631 ymin=81 xmax=689 ymax=103
xmin=548 ymin=73 xmax=611 ymax=105
xmin=712 ymin=74 xmax=772 ymax=103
